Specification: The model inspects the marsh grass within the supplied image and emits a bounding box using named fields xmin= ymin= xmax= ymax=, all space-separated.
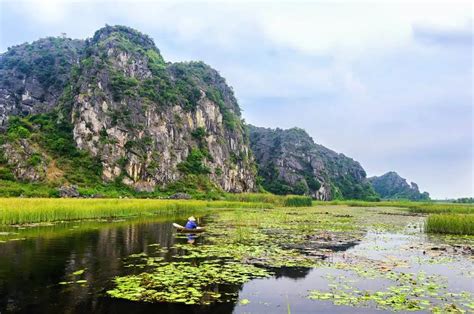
xmin=0 ymin=198 xmax=271 ymax=225
xmin=284 ymin=195 xmax=313 ymax=207
xmin=314 ymin=200 xmax=474 ymax=214
xmin=425 ymin=214 xmax=474 ymax=235
xmin=313 ymin=200 xmax=473 ymax=235
xmin=224 ymin=193 xmax=312 ymax=207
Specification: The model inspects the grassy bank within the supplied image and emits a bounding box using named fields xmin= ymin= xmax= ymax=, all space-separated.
xmin=0 ymin=198 xmax=271 ymax=225
xmin=425 ymin=214 xmax=474 ymax=235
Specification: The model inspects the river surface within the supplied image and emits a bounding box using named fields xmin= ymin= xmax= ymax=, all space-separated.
xmin=0 ymin=210 xmax=472 ymax=313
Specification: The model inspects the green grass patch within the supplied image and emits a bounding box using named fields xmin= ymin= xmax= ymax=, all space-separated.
xmin=425 ymin=214 xmax=474 ymax=235
xmin=0 ymin=198 xmax=271 ymax=225
xmin=0 ymin=180 xmax=59 ymax=197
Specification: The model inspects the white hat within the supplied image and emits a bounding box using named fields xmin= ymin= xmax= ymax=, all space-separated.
xmin=188 ymin=216 xmax=196 ymax=221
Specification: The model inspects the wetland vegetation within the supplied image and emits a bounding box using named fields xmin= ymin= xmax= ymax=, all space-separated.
xmin=0 ymin=197 xmax=472 ymax=313
xmin=425 ymin=214 xmax=474 ymax=235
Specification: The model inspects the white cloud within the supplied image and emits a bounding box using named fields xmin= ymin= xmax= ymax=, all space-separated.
xmin=257 ymin=2 xmax=471 ymax=57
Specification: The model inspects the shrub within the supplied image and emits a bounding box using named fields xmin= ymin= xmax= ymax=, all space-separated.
xmin=7 ymin=125 xmax=31 ymax=140
xmin=177 ymin=149 xmax=210 ymax=175
xmin=0 ymin=168 xmax=15 ymax=181
xmin=27 ymin=154 xmax=42 ymax=166
xmin=305 ymin=175 xmax=321 ymax=191
xmin=110 ymin=73 xmax=139 ymax=101
xmin=191 ymin=127 xmax=207 ymax=140
xmin=15 ymin=112 xmax=104 ymax=185
xmin=164 ymin=174 xmax=222 ymax=198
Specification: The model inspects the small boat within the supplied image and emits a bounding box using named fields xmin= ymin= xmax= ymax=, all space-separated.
xmin=172 ymin=223 xmax=206 ymax=233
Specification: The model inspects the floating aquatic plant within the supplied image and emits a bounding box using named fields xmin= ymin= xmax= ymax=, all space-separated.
xmin=308 ymin=270 xmax=473 ymax=312
xmin=107 ymin=261 xmax=270 ymax=304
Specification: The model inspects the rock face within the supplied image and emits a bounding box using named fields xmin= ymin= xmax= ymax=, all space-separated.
xmin=0 ymin=37 xmax=84 ymax=129
xmin=0 ymin=26 xmax=256 ymax=192
xmin=369 ymin=171 xmax=430 ymax=200
xmin=248 ymin=126 xmax=377 ymax=200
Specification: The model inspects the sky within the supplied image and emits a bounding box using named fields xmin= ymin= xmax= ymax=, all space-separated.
xmin=0 ymin=0 xmax=472 ymax=199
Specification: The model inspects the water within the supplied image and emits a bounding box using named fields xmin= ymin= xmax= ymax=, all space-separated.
xmin=0 ymin=213 xmax=472 ymax=313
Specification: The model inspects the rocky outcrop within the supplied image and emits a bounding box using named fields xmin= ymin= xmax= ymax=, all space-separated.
xmin=1 ymin=139 xmax=48 ymax=182
xmin=369 ymin=171 xmax=430 ymax=200
xmin=248 ymin=126 xmax=377 ymax=200
xmin=58 ymin=185 xmax=80 ymax=198
xmin=169 ymin=193 xmax=192 ymax=200
xmin=0 ymin=37 xmax=84 ymax=128
xmin=0 ymin=26 xmax=256 ymax=193
xmin=70 ymin=26 xmax=255 ymax=192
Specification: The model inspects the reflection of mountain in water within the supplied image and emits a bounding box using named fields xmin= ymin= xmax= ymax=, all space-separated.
xmin=0 ymin=217 xmax=209 ymax=313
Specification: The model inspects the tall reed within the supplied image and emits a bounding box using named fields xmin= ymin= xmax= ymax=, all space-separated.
xmin=425 ymin=214 xmax=474 ymax=235
xmin=224 ymin=193 xmax=312 ymax=207
xmin=0 ymin=198 xmax=270 ymax=225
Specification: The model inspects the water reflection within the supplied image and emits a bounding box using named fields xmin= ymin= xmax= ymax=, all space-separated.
xmin=1 ymin=214 xmax=445 ymax=314
xmin=0 ymin=215 xmax=361 ymax=313
xmin=0 ymin=216 xmax=201 ymax=313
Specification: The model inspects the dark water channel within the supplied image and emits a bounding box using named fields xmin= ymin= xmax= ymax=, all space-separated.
xmin=0 ymin=215 xmax=234 ymax=313
xmin=0 ymin=213 xmax=472 ymax=313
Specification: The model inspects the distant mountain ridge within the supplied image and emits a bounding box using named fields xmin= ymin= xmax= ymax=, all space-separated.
xmin=248 ymin=125 xmax=377 ymax=200
xmin=368 ymin=171 xmax=430 ymax=200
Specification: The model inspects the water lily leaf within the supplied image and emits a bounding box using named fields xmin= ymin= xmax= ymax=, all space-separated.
xmin=240 ymin=298 xmax=250 ymax=305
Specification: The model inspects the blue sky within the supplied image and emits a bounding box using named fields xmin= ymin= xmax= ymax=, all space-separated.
xmin=1 ymin=0 xmax=472 ymax=198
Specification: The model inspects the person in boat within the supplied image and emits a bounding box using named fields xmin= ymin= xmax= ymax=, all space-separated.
xmin=185 ymin=216 xmax=198 ymax=229
xmin=185 ymin=216 xmax=198 ymax=244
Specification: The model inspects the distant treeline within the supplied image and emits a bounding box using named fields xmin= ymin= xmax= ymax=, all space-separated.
xmin=452 ymin=197 xmax=474 ymax=204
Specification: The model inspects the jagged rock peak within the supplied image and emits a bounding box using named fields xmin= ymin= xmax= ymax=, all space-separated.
xmin=90 ymin=25 xmax=159 ymax=51
xmin=368 ymin=171 xmax=430 ymax=200
xmin=248 ymin=125 xmax=377 ymax=200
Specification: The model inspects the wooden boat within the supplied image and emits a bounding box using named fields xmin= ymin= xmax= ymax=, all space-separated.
xmin=172 ymin=223 xmax=206 ymax=233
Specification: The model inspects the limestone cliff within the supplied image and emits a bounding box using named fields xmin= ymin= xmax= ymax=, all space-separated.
xmin=0 ymin=26 xmax=256 ymax=193
xmin=368 ymin=171 xmax=430 ymax=200
xmin=248 ymin=125 xmax=377 ymax=200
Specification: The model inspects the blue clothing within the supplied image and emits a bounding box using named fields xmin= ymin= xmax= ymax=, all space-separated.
xmin=185 ymin=220 xmax=197 ymax=229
